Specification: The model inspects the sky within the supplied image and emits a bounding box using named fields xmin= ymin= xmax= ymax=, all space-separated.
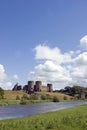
xmin=0 ymin=0 xmax=87 ymax=90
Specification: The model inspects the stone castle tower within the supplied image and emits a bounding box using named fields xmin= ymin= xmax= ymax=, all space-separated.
xmin=13 ymin=80 xmax=53 ymax=93
xmin=28 ymin=81 xmax=34 ymax=92
xmin=34 ymin=81 xmax=42 ymax=92
xmin=47 ymin=83 xmax=53 ymax=92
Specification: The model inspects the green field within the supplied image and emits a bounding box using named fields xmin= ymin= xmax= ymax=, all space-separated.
xmin=0 ymin=90 xmax=73 ymax=106
xmin=0 ymin=104 xmax=87 ymax=130
xmin=4 ymin=90 xmax=72 ymax=100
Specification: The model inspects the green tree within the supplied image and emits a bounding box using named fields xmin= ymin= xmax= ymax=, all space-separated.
xmin=53 ymin=96 xmax=60 ymax=102
xmin=0 ymin=87 xmax=4 ymax=99
xmin=72 ymin=85 xmax=81 ymax=95
xmin=64 ymin=86 xmax=72 ymax=93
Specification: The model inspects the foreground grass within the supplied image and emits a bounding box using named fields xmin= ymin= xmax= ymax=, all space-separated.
xmin=0 ymin=104 xmax=87 ymax=130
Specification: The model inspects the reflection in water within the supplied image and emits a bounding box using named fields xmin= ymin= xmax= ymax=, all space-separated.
xmin=0 ymin=101 xmax=87 ymax=120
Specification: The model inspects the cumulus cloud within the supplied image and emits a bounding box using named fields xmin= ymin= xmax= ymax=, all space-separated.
xmin=34 ymin=45 xmax=62 ymax=62
xmin=0 ymin=64 xmax=13 ymax=89
xmin=80 ymin=35 xmax=87 ymax=50
xmin=74 ymin=52 xmax=87 ymax=66
xmin=29 ymin=60 xmax=72 ymax=88
xmin=29 ymin=39 xmax=87 ymax=89
xmin=2 ymin=82 xmax=12 ymax=90
xmin=2 ymin=35 xmax=87 ymax=90
xmin=70 ymin=52 xmax=87 ymax=84
xmin=0 ymin=64 xmax=7 ymax=82
xmin=13 ymin=74 xmax=19 ymax=80
xmin=71 ymin=66 xmax=87 ymax=79
xmin=34 ymin=44 xmax=72 ymax=64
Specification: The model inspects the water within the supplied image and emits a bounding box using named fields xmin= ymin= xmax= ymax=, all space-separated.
xmin=0 ymin=101 xmax=87 ymax=120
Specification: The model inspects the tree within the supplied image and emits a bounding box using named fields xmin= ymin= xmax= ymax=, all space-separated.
xmin=72 ymin=85 xmax=81 ymax=95
xmin=64 ymin=86 xmax=72 ymax=93
xmin=0 ymin=87 xmax=4 ymax=99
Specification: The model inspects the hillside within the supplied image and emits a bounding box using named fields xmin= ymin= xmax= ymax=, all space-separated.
xmin=4 ymin=90 xmax=25 ymax=100
xmin=4 ymin=90 xmax=73 ymax=101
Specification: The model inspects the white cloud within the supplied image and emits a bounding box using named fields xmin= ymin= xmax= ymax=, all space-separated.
xmin=0 ymin=64 xmax=13 ymax=89
xmin=29 ymin=60 xmax=72 ymax=88
xmin=2 ymin=35 xmax=87 ymax=90
xmin=34 ymin=44 xmax=62 ymax=63
xmin=69 ymin=52 xmax=87 ymax=87
xmin=29 ymin=41 xmax=87 ymax=89
xmin=2 ymin=82 xmax=12 ymax=90
xmin=71 ymin=66 xmax=87 ymax=79
xmin=80 ymin=35 xmax=87 ymax=50
xmin=34 ymin=44 xmax=72 ymax=64
xmin=74 ymin=52 xmax=87 ymax=66
xmin=13 ymin=74 xmax=19 ymax=80
xmin=0 ymin=64 xmax=7 ymax=82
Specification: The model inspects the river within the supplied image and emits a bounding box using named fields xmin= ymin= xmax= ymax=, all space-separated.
xmin=0 ymin=101 xmax=87 ymax=120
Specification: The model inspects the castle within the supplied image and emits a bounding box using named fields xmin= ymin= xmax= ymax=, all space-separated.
xmin=12 ymin=81 xmax=53 ymax=94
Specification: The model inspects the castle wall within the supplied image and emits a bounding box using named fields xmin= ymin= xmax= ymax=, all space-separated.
xmin=13 ymin=81 xmax=53 ymax=93
xmin=47 ymin=84 xmax=53 ymax=92
xmin=35 ymin=81 xmax=42 ymax=92
xmin=28 ymin=81 xmax=34 ymax=91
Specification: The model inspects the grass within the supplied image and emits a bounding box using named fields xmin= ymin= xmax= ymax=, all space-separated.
xmin=0 ymin=104 xmax=87 ymax=130
xmin=0 ymin=90 xmax=74 ymax=106
xmin=4 ymin=90 xmax=25 ymax=100
xmin=4 ymin=90 xmax=72 ymax=100
xmin=0 ymin=90 xmax=26 ymax=106
xmin=0 ymin=99 xmax=20 ymax=106
xmin=36 ymin=91 xmax=72 ymax=101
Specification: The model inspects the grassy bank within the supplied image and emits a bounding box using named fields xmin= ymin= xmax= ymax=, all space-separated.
xmin=0 ymin=90 xmax=73 ymax=106
xmin=4 ymin=90 xmax=25 ymax=100
xmin=0 ymin=104 xmax=87 ymax=130
xmin=4 ymin=90 xmax=72 ymax=100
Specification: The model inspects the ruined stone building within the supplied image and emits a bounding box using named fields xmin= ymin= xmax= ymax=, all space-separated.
xmin=13 ymin=81 xmax=53 ymax=94
xmin=12 ymin=83 xmax=22 ymax=91
xmin=79 ymin=90 xmax=85 ymax=99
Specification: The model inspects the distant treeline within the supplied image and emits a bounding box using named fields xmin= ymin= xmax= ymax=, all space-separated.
xmin=54 ymin=85 xmax=87 ymax=98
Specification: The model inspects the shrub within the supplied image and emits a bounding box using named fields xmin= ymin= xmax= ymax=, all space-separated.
xmin=30 ymin=94 xmax=38 ymax=100
xmin=41 ymin=94 xmax=52 ymax=100
xmin=70 ymin=97 xmax=73 ymax=100
xmin=46 ymin=94 xmax=53 ymax=100
xmin=41 ymin=95 xmax=47 ymax=100
xmin=20 ymin=99 xmax=28 ymax=105
xmin=63 ymin=96 xmax=68 ymax=100
xmin=0 ymin=87 xmax=4 ymax=99
xmin=16 ymin=95 xmax=20 ymax=100
xmin=53 ymin=96 xmax=60 ymax=102
xmin=21 ymin=94 xmax=29 ymax=100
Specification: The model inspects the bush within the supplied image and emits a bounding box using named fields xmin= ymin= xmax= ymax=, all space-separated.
xmin=16 ymin=95 xmax=20 ymax=100
xmin=41 ymin=94 xmax=52 ymax=100
xmin=30 ymin=94 xmax=38 ymax=100
xmin=70 ymin=97 xmax=73 ymax=100
xmin=41 ymin=95 xmax=47 ymax=100
xmin=63 ymin=96 xmax=68 ymax=100
xmin=20 ymin=99 xmax=28 ymax=105
xmin=0 ymin=87 xmax=4 ymax=99
xmin=53 ymin=96 xmax=60 ymax=102
xmin=46 ymin=94 xmax=53 ymax=100
xmin=21 ymin=94 xmax=29 ymax=100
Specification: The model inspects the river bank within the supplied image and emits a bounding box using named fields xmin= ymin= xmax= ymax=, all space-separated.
xmin=0 ymin=103 xmax=87 ymax=130
xmin=0 ymin=90 xmax=73 ymax=106
xmin=0 ymin=100 xmax=87 ymax=120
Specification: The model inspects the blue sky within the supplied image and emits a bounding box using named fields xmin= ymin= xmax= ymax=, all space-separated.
xmin=0 ymin=0 xmax=87 ymax=90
